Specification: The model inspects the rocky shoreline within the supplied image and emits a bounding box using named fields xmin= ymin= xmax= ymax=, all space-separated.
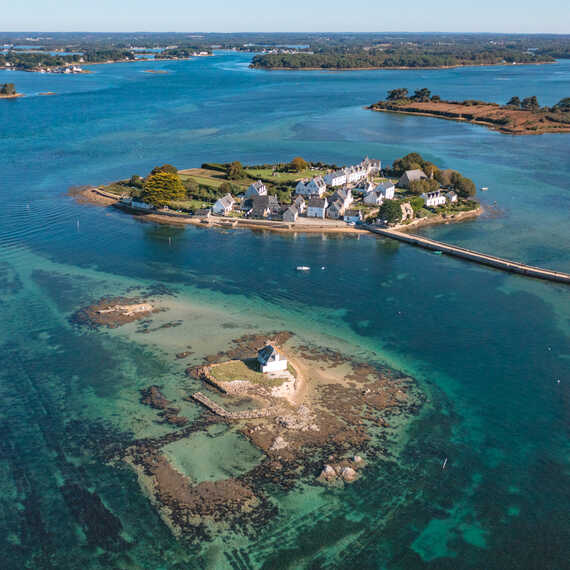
xmin=108 ymin=330 xmax=426 ymax=540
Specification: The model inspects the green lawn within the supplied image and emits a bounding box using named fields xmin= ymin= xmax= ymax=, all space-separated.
xmin=211 ymin=359 xmax=291 ymax=387
xmin=244 ymin=167 xmax=327 ymax=184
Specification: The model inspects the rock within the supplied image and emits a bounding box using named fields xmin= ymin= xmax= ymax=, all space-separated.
xmin=353 ymin=455 xmax=363 ymax=464
xmin=320 ymin=464 xmax=337 ymax=481
xmin=340 ymin=467 xmax=357 ymax=482
xmin=269 ymin=436 xmax=288 ymax=451
xmin=176 ymin=351 xmax=191 ymax=359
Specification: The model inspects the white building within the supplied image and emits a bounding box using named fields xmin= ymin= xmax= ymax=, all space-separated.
xmin=364 ymin=190 xmax=384 ymax=206
xmin=324 ymin=169 xmax=347 ymax=187
xmin=375 ymin=181 xmax=395 ymax=200
xmin=257 ymin=344 xmax=288 ymax=373
xmin=305 ymin=176 xmax=327 ymax=197
xmin=212 ymin=193 xmax=235 ymax=215
xmin=446 ymin=191 xmax=458 ymax=203
xmin=307 ymin=197 xmax=328 ymax=218
xmin=245 ymin=180 xmax=268 ymax=199
xmin=421 ymin=190 xmax=447 ymax=207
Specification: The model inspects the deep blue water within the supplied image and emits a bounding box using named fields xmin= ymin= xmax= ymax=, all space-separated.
xmin=0 ymin=52 xmax=568 ymax=569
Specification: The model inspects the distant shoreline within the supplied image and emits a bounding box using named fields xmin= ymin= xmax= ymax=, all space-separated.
xmin=251 ymin=61 xmax=554 ymax=72
xmin=368 ymin=100 xmax=570 ymax=135
xmin=0 ymin=93 xmax=23 ymax=99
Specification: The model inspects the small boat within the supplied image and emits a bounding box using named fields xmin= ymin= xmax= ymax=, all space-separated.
xmin=296 ymin=266 xmax=310 ymax=271
xmin=442 ymin=457 xmax=448 ymax=471
xmin=432 ymin=250 xmax=443 ymax=255
xmin=480 ymin=186 xmax=489 ymax=191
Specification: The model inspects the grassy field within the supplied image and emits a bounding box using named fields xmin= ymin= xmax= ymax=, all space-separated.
xmin=244 ymin=167 xmax=328 ymax=184
xmin=211 ymin=359 xmax=291 ymax=387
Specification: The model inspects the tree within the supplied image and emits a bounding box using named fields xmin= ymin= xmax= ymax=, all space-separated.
xmin=129 ymin=174 xmax=144 ymax=188
xmin=521 ymin=96 xmax=539 ymax=111
xmin=387 ymin=88 xmax=408 ymax=101
xmin=553 ymin=97 xmax=570 ymax=112
xmin=219 ymin=181 xmax=233 ymax=194
xmin=226 ymin=161 xmax=245 ymax=180
xmin=289 ymin=156 xmax=308 ymax=172
xmin=453 ymin=175 xmax=477 ymax=198
xmin=0 ymin=83 xmax=16 ymax=95
xmin=151 ymin=164 xmax=178 ymax=175
xmin=422 ymin=162 xmax=439 ymax=178
xmin=142 ymin=172 xmax=186 ymax=206
xmin=506 ymin=96 xmax=521 ymax=108
xmin=392 ymin=152 xmax=426 ymax=175
xmin=411 ymin=87 xmax=431 ymax=102
xmin=409 ymin=178 xmax=439 ymax=195
xmin=379 ymin=200 xmax=402 ymax=225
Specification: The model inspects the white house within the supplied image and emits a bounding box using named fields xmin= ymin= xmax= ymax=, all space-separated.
xmin=375 ymin=181 xmax=395 ymax=200
xmin=245 ymin=180 xmax=268 ymax=199
xmin=212 ymin=193 xmax=235 ymax=215
xmin=361 ymin=157 xmax=381 ymax=174
xmin=446 ymin=191 xmax=458 ymax=203
xmin=307 ymin=197 xmax=328 ymax=218
xmin=305 ymin=176 xmax=327 ymax=197
xmin=344 ymin=209 xmax=363 ymax=223
xmin=324 ymin=169 xmax=347 ymax=187
xmin=257 ymin=344 xmax=288 ymax=373
xmin=364 ymin=190 xmax=384 ymax=206
xmin=421 ymin=190 xmax=447 ymax=207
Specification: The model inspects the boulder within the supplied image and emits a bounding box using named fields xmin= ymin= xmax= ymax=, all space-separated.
xmin=340 ymin=467 xmax=357 ymax=482
xmin=320 ymin=464 xmax=337 ymax=481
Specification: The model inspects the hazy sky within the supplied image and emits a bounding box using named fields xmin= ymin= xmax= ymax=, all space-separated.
xmin=2 ymin=0 xmax=569 ymax=34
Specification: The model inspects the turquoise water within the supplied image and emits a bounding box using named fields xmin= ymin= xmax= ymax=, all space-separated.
xmin=0 ymin=52 xmax=568 ymax=568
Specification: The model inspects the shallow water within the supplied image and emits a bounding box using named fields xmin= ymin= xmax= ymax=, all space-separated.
xmin=0 ymin=52 xmax=568 ymax=568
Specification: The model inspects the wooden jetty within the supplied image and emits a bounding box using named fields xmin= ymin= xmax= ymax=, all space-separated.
xmin=363 ymin=225 xmax=570 ymax=284
xmin=191 ymin=392 xmax=281 ymax=419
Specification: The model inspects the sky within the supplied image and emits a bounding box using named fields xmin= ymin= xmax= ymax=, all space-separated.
xmin=1 ymin=0 xmax=569 ymax=34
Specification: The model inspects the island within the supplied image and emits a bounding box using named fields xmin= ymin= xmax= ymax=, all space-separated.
xmin=369 ymin=88 xmax=570 ymax=135
xmin=0 ymin=82 xmax=22 ymax=99
xmin=250 ymin=45 xmax=555 ymax=71
xmin=74 ymin=154 xmax=481 ymax=233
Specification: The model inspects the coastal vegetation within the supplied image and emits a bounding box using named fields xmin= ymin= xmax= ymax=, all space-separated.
xmin=0 ymin=82 xmax=19 ymax=98
xmin=369 ymin=89 xmax=570 ymax=135
xmin=250 ymin=44 xmax=555 ymax=70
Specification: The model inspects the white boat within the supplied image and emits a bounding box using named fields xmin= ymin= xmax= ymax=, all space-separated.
xmin=480 ymin=186 xmax=489 ymax=191
xmin=296 ymin=266 xmax=310 ymax=271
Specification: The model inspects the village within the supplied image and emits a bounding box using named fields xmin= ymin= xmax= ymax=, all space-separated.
xmin=117 ymin=155 xmax=476 ymax=228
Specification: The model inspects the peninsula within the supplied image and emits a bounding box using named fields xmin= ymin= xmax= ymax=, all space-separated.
xmin=369 ymin=88 xmax=570 ymax=135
